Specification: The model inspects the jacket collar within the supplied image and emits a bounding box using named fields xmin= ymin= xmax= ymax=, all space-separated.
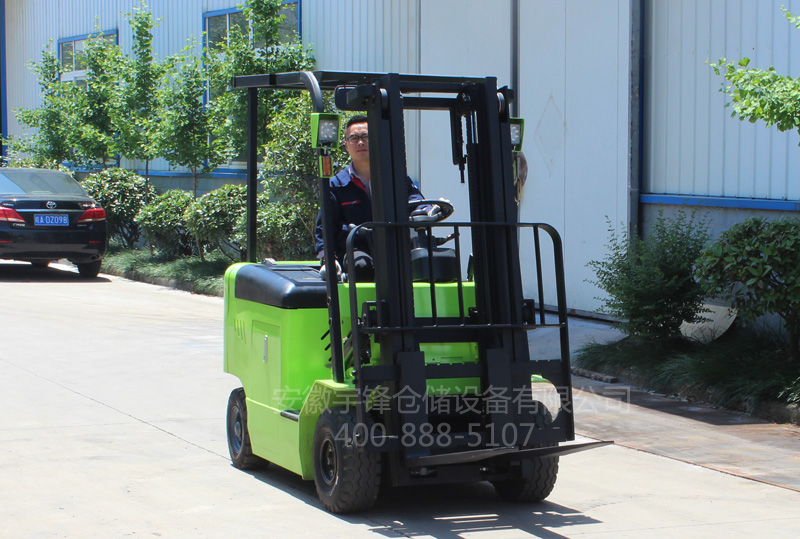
xmin=331 ymin=163 xmax=363 ymax=187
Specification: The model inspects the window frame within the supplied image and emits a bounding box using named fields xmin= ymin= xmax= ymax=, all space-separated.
xmin=57 ymin=30 xmax=119 ymax=84
xmin=202 ymin=1 xmax=301 ymax=170
xmin=202 ymin=1 xmax=301 ymax=51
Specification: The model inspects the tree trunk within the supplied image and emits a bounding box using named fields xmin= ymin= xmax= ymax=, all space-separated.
xmin=191 ymin=167 xmax=198 ymax=198
xmin=144 ymin=160 xmax=151 ymax=198
xmin=195 ymin=237 xmax=205 ymax=262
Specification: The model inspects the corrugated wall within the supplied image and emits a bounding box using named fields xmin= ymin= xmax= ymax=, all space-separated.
xmin=645 ymin=0 xmax=800 ymax=201
xmin=302 ymin=0 xmax=419 ymax=73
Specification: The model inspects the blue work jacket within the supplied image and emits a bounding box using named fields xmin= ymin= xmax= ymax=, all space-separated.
xmin=315 ymin=165 xmax=423 ymax=261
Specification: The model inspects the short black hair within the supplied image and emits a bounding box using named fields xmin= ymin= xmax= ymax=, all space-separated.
xmin=345 ymin=115 xmax=368 ymax=133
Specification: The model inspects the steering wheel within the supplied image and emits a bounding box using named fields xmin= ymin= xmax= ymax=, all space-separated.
xmin=408 ymin=199 xmax=455 ymax=223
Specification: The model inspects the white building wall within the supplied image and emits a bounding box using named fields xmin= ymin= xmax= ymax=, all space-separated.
xmin=519 ymin=0 xmax=631 ymax=313
xmin=421 ymin=0 xmax=632 ymax=313
xmin=645 ymin=0 xmax=800 ymax=201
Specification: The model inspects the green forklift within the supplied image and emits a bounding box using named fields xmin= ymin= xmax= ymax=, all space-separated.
xmin=223 ymin=71 xmax=610 ymax=513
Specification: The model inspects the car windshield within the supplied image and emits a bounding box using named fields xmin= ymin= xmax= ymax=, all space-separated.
xmin=0 ymin=169 xmax=86 ymax=196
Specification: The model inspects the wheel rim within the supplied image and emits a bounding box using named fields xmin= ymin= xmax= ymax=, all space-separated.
xmin=229 ymin=404 xmax=244 ymax=454
xmin=319 ymin=437 xmax=337 ymax=485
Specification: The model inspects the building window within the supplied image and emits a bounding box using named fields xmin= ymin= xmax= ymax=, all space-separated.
xmin=204 ymin=1 xmax=300 ymax=51
xmin=205 ymin=9 xmax=248 ymax=50
xmin=278 ymin=1 xmax=301 ymax=43
xmin=58 ymin=32 xmax=118 ymax=83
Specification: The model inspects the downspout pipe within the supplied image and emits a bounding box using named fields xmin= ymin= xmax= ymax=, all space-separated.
xmin=511 ymin=0 xmax=520 ymax=118
xmin=629 ymin=0 xmax=644 ymax=238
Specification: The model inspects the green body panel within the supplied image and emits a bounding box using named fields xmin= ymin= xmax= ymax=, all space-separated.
xmin=224 ymin=263 xmax=481 ymax=476
xmin=224 ymin=263 xmax=332 ymax=475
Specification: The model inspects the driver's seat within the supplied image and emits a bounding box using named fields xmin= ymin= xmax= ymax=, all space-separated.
xmin=410 ymin=242 xmax=459 ymax=282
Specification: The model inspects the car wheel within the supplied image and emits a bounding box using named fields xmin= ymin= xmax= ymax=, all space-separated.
xmin=226 ymin=388 xmax=268 ymax=470
xmin=313 ymin=407 xmax=380 ymax=513
xmin=77 ymin=260 xmax=102 ymax=278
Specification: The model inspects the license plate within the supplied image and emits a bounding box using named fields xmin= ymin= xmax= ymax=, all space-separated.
xmin=34 ymin=214 xmax=69 ymax=226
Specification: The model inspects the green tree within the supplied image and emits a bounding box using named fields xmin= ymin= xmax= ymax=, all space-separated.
xmin=71 ymin=32 xmax=124 ymax=166
xmin=113 ymin=1 xmax=164 ymax=180
xmin=710 ymin=9 xmax=800 ymax=139
xmin=11 ymin=43 xmax=80 ymax=164
xmin=156 ymin=45 xmax=223 ymax=196
xmin=245 ymin=93 xmax=349 ymax=260
xmin=205 ymin=0 xmax=314 ymax=160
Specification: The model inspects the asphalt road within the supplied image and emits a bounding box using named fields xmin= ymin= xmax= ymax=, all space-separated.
xmin=2 ymin=261 xmax=799 ymax=538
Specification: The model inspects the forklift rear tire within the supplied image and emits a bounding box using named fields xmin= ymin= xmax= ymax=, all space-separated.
xmin=226 ymin=388 xmax=268 ymax=470
xmin=313 ymin=407 xmax=381 ymax=514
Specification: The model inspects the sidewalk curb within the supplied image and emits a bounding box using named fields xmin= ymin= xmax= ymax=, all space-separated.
xmin=103 ymin=266 xmax=223 ymax=297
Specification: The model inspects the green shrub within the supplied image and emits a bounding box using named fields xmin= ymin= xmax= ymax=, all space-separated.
xmin=698 ymin=217 xmax=800 ymax=362
xmin=82 ymin=168 xmax=155 ymax=248
xmin=780 ymin=376 xmax=800 ymax=405
xmin=575 ymin=326 xmax=799 ymax=412
xmin=184 ymin=183 xmax=246 ymax=261
xmin=231 ymin=188 xmax=316 ymax=261
xmin=588 ymin=210 xmax=710 ymax=339
xmin=136 ymin=189 xmax=194 ymax=257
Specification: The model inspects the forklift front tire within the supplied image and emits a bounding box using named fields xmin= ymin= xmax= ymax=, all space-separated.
xmin=313 ymin=407 xmax=381 ymax=514
xmin=492 ymin=406 xmax=559 ymax=502
xmin=226 ymin=388 xmax=268 ymax=470
xmin=492 ymin=454 xmax=559 ymax=503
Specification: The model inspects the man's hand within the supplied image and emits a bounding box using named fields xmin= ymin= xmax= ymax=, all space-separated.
xmin=410 ymin=203 xmax=442 ymax=222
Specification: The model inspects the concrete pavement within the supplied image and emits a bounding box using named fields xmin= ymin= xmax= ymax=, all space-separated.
xmin=2 ymin=260 xmax=799 ymax=537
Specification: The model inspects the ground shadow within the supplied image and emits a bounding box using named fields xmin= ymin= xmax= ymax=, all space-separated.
xmin=241 ymin=464 xmax=601 ymax=538
xmin=0 ymin=261 xmax=110 ymax=283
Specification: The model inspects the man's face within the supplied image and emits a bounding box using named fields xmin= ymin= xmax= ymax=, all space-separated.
xmin=345 ymin=122 xmax=369 ymax=165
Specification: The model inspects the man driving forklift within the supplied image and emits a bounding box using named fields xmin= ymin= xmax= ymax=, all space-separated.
xmin=313 ymin=115 xmax=442 ymax=281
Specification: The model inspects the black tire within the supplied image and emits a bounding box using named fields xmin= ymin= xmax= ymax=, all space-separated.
xmin=492 ymin=405 xmax=559 ymax=502
xmin=313 ymin=407 xmax=381 ymax=513
xmin=226 ymin=388 xmax=268 ymax=470
xmin=492 ymin=454 xmax=559 ymax=502
xmin=77 ymin=260 xmax=102 ymax=278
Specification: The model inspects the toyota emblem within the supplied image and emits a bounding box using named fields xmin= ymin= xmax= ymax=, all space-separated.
xmin=46 ymin=201 xmax=57 ymax=209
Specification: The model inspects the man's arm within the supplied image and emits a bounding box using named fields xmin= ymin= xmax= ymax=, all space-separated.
xmin=406 ymin=176 xmax=424 ymax=202
xmin=314 ymin=209 xmax=325 ymax=260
